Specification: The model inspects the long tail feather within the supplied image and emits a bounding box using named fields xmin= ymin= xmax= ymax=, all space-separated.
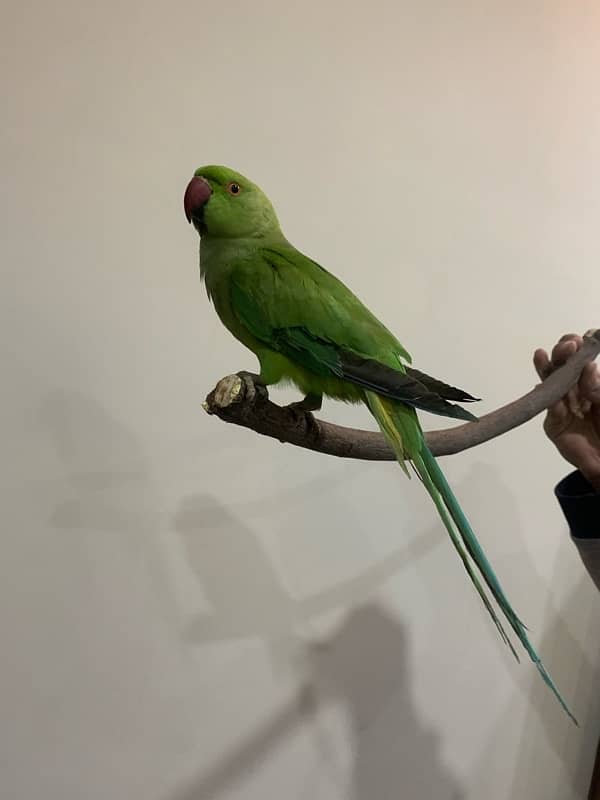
xmin=365 ymin=391 xmax=577 ymax=725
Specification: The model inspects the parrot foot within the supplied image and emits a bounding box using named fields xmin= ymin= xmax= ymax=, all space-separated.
xmin=283 ymin=395 xmax=322 ymax=440
xmin=204 ymin=372 xmax=267 ymax=414
xmin=235 ymin=371 xmax=269 ymax=403
xmin=285 ymin=393 xmax=323 ymax=413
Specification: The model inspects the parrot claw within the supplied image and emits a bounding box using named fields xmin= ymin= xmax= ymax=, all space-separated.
xmin=204 ymin=372 xmax=269 ymax=416
xmin=205 ymin=372 xmax=268 ymax=414
xmin=283 ymin=405 xmax=320 ymax=439
xmin=281 ymin=394 xmax=322 ymax=439
xmin=236 ymin=371 xmax=269 ymax=403
xmin=304 ymin=411 xmax=320 ymax=438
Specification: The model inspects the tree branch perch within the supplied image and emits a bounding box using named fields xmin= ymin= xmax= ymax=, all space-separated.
xmin=203 ymin=329 xmax=600 ymax=460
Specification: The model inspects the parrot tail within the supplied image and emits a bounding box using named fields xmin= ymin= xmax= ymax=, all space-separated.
xmin=365 ymin=391 xmax=577 ymax=724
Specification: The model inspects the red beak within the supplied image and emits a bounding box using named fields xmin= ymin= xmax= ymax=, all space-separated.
xmin=184 ymin=176 xmax=212 ymax=223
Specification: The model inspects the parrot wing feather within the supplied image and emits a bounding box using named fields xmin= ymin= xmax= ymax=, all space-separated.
xmin=229 ymin=247 xmax=478 ymax=421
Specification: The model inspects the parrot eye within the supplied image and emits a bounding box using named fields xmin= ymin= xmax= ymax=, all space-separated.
xmin=226 ymin=182 xmax=241 ymax=196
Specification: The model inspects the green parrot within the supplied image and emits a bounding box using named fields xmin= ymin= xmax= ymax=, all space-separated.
xmin=184 ymin=165 xmax=575 ymax=722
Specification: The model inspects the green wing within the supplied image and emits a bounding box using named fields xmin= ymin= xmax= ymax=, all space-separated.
xmin=230 ymin=246 xmax=477 ymax=420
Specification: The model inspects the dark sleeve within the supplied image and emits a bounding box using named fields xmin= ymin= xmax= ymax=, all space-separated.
xmin=555 ymin=470 xmax=600 ymax=591
xmin=555 ymin=470 xmax=600 ymax=539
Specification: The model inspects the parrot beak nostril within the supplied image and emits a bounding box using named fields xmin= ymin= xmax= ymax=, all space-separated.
xmin=184 ymin=176 xmax=212 ymax=224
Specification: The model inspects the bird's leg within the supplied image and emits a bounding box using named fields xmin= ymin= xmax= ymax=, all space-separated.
xmin=285 ymin=393 xmax=323 ymax=413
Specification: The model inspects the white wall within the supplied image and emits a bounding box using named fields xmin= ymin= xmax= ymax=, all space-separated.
xmin=3 ymin=1 xmax=600 ymax=798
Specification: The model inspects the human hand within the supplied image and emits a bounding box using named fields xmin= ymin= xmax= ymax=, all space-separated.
xmin=534 ymin=334 xmax=600 ymax=490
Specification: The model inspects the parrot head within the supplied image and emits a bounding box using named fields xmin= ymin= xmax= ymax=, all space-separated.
xmin=184 ymin=165 xmax=280 ymax=239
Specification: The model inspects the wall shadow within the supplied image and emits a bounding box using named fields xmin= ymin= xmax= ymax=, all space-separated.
xmin=169 ymin=603 xmax=463 ymax=800
xmin=39 ymin=389 xmax=177 ymax=627
xmin=173 ymin=488 xmax=447 ymax=667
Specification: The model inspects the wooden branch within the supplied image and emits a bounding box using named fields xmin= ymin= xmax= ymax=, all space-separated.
xmin=203 ymin=329 xmax=600 ymax=460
